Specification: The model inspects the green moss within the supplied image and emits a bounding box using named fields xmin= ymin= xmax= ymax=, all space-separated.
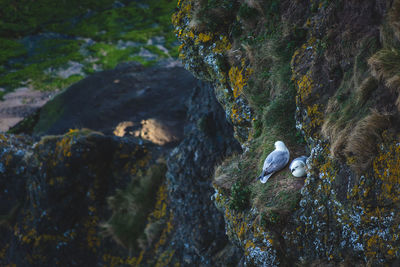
xmin=229 ymin=181 xmax=250 ymax=211
xmin=0 ymin=0 xmax=117 ymax=37
xmin=144 ymin=45 xmax=169 ymax=58
xmin=0 ymin=0 xmax=179 ymax=94
xmin=0 ymin=38 xmax=27 ymax=65
xmin=103 ymin=163 xmax=167 ymax=250
xmin=61 ymin=0 xmax=177 ymax=43
xmin=244 ymin=28 xmax=306 ymax=113
xmin=128 ymin=56 xmax=157 ymax=67
xmin=87 ymin=43 xmax=140 ymax=69
xmin=262 ymin=88 xmax=300 ymax=143
xmin=121 ymin=28 xmax=164 ymax=43
xmin=32 ymin=95 xmax=65 ymax=135
xmin=7 ymin=110 xmax=41 ymax=135
xmin=0 ymin=38 xmax=85 ymax=91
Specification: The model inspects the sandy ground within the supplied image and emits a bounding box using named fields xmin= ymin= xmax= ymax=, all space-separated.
xmin=0 ymin=87 xmax=56 ymax=132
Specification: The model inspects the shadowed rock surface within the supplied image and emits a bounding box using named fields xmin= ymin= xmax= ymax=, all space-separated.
xmin=15 ymin=62 xmax=194 ymax=143
xmin=0 ymin=64 xmax=243 ymax=266
xmin=173 ymin=0 xmax=400 ymax=265
xmin=166 ymin=82 xmax=243 ymax=265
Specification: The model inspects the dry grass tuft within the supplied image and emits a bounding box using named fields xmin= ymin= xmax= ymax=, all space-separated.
xmin=369 ymin=48 xmax=400 ymax=110
xmin=343 ymin=110 xmax=393 ymax=172
xmin=329 ymin=124 xmax=354 ymax=159
xmin=355 ymin=76 xmax=378 ymax=105
xmin=214 ymin=174 xmax=237 ymax=191
xmin=188 ymin=0 xmax=209 ymax=31
xmin=368 ymin=48 xmax=400 ymax=90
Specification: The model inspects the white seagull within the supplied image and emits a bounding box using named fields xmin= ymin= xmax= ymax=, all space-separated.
xmin=289 ymin=156 xmax=308 ymax=177
xmin=257 ymin=141 xmax=290 ymax=183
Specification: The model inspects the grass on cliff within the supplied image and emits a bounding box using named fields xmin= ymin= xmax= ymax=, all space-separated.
xmin=214 ymin=1 xmax=308 ymax=226
xmin=215 ymin=87 xmax=305 ymax=224
xmin=101 ymin=163 xmax=167 ymax=251
xmin=322 ymin=18 xmax=400 ymax=173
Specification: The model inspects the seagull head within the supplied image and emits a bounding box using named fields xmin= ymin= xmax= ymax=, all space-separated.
xmin=290 ymin=160 xmax=306 ymax=177
xmin=274 ymin=141 xmax=287 ymax=151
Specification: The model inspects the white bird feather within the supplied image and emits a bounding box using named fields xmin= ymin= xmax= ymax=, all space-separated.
xmin=257 ymin=141 xmax=290 ymax=183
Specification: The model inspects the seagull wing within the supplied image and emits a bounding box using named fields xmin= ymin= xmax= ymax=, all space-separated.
xmin=262 ymin=150 xmax=289 ymax=175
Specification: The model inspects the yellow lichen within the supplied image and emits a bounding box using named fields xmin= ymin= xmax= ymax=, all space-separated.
xmin=152 ymin=185 xmax=168 ymax=220
xmin=229 ymin=66 xmax=253 ymax=99
xmin=154 ymin=213 xmax=174 ymax=252
xmin=373 ymin=138 xmax=400 ymax=204
xmin=296 ymin=74 xmax=313 ymax=103
xmin=155 ymin=249 xmax=175 ymax=267
xmin=172 ymin=0 xmax=192 ymax=27
xmin=213 ymin=36 xmax=232 ymax=54
xmin=304 ymin=104 xmax=324 ymax=137
xmin=195 ymin=32 xmax=213 ymax=44
xmin=244 ymin=240 xmax=255 ymax=256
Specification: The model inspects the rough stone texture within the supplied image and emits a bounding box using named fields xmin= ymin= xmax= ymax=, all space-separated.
xmin=0 ymin=131 xmax=151 ymax=266
xmin=166 ymin=81 xmax=243 ymax=266
xmin=1 ymin=63 xmax=244 ymax=266
xmin=13 ymin=62 xmax=194 ymax=139
xmin=173 ymin=0 xmax=400 ymax=265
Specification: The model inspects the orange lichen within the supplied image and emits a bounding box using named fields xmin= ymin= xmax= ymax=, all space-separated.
xmin=304 ymin=104 xmax=324 ymax=137
xmin=195 ymin=32 xmax=213 ymax=44
xmin=296 ymin=74 xmax=313 ymax=103
xmin=213 ymin=36 xmax=232 ymax=54
xmin=229 ymin=66 xmax=253 ymax=99
xmin=172 ymin=0 xmax=192 ymax=27
xmin=244 ymin=240 xmax=256 ymax=256
xmin=54 ymin=129 xmax=82 ymax=162
xmin=102 ymin=251 xmax=144 ymax=267
xmin=373 ymin=137 xmax=400 ymax=204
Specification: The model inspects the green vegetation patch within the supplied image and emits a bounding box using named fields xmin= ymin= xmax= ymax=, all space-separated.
xmin=32 ymin=93 xmax=66 ymax=135
xmin=214 ymin=0 xmax=306 ymax=221
xmin=0 ymin=0 xmax=179 ymax=97
xmin=102 ymin=163 xmax=167 ymax=250
xmin=0 ymin=38 xmax=27 ymax=65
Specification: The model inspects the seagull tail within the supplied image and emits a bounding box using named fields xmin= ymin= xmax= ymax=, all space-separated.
xmin=260 ymin=173 xmax=274 ymax=184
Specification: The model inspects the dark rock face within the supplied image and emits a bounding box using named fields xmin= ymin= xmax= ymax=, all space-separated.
xmin=0 ymin=131 xmax=151 ymax=266
xmin=28 ymin=62 xmax=195 ymax=138
xmin=1 ymin=63 xmax=244 ymax=266
xmin=166 ymin=82 xmax=242 ymax=266
xmin=173 ymin=0 xmax=400 ymax=265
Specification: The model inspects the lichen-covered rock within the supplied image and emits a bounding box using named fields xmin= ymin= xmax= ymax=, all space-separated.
xmin=1 ymin=64 xmax=244 ymax=266
xmin=0 ymin=130 xmax=152 ymax=266
xmin=172 ymin=0 xmax=254 ymax=142
xmin=174 ymin=0 xmax=400 ymax=265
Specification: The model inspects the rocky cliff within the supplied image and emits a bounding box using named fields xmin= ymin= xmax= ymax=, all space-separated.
xmin=0 ymin=62 xmax=243 ymax=266
xmin=2 ymin=0 xmax=400 ymax=266
xmin=173 ymin=0 xmax=400 ymax=265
